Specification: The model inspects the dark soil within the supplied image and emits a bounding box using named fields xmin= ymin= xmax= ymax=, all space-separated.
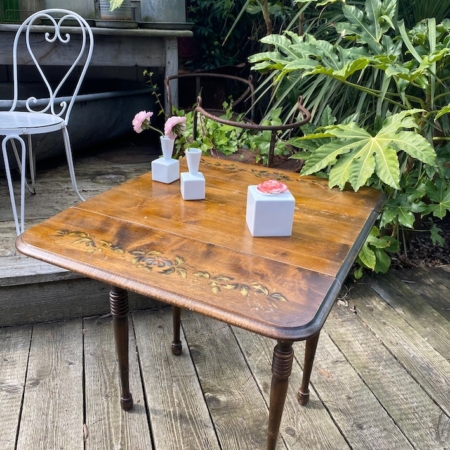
xmin=391 ymin=214 xmax=450 ymax=269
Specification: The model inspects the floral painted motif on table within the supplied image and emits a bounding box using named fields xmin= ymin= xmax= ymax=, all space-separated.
xmin=54 ymin=230 xmax=288 ymax=303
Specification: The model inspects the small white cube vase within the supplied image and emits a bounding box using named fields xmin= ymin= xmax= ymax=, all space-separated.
xmin=181 ymin=148 xmax=205 ymax=200
xmin=246 ymin=185 xmax=295 ymax=236
xmin=152 ymin=136 xmax=180 ymax=184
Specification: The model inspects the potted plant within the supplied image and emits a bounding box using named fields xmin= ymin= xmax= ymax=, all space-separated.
xmin=98 ymin=0 xmax=132 ymax=21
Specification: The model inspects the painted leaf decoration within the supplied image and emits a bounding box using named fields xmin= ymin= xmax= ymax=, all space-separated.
xmin=68 ymin=231 xmax=88 ymax=237
xmin=222 ymin=283 xmax=239 ymax=290
xmin=175 ymin=256 xmax=185 ymax=265
xmin=194 ymin=271 xmax=210 ymax=279
xmin=211 ymin=286 xmax=221 ymax=294
xmin=240 ymin=285 xmax=250 ymax=297
xmin=214 ymin=275 xmax=234 ymax=282
xmin=161 ymin=268 xmax=175 ymax=275
xmin=176 ymin=268 xmax=188 ymax=279
xmin=74 ymin=238 xmax=95 ymax=247
xmin=147 ymin=251 xmax=163 ymax=256
xmin=129 ymin=250 xmax=145 ymax=256
xmin=252 ymin=283 xmax=269 ymax=296
xmin=270 ymin=293 xmax=288 ymax=302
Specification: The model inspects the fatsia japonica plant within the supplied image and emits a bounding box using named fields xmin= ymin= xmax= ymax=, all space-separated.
xmin=249 ymin=0 xmax=450 ymax=276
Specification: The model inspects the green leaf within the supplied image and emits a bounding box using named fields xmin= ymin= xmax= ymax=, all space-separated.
xmin=423 ymin=179 xmax=450 ymax=218
xmin=301 ymin=139 xmax=357 ymax=176
xmin=390 ymin=131 xmax=436 ymax=166
xmin=373 ymin=248 xmax=392 ymax=273
xmin=435 ymin=104 xmax=450 ymax=121
xmin=358 ymin=242 xmax=377 ymax=269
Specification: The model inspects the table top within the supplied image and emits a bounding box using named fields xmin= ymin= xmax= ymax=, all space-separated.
xmin=16 ymin=157 xmax=384 ymax=341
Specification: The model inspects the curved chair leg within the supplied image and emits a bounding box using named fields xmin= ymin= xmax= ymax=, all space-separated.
xmin=62 ymin=126 xmax=85 ymax=201
xmin=2 ymin=135 xmax=27 ymax=235
xmin=11 ymin=136 xmax=35 ymax=195
xmin=27 ymin=135 xmax=36 ymax=194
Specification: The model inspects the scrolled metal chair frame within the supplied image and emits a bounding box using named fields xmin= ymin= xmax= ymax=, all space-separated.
xmin=1 ymin=9 xmax=94 ymax=235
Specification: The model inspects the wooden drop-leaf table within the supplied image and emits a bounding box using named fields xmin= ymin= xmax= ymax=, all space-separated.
xmin=16 ymin=157 xmax=384 ymax=449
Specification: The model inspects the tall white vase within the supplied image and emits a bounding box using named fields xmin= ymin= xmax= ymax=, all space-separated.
xmin=160 ymin=136 xmax=175 ymax=160
xmin=151 ymin=136 xmax=179 ymax=183
xmin=186 ymin=148 xmax=201 ymax=175
xmin=181 ymin=148 xmax=205 ymax=200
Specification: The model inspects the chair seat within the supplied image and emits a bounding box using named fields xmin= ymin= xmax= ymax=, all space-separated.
xmin=0 ymin=111 xmax=64 ymax=135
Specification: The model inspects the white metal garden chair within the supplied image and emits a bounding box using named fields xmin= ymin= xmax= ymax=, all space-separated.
xmin=0 ymin=9 xmax=94 ymax=235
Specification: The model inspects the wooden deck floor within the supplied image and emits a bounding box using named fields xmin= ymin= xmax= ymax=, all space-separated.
xmin=0 ymin=269 xmax=449 ymax=450
xmin=1 ymin=138 xmax=450 ymax=449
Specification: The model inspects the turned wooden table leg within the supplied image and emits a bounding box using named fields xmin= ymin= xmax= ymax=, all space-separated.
xmin=172 ymin=305 xmax=182 ymax=355
xmin=297 ymin=332 xmax=320 ymax=406
xmin=109 ymin=286 xmax=133 ymax=410
xmin=267 ymin=340 xmax=294 ymax=450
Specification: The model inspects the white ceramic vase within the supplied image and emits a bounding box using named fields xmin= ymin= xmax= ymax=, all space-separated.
xmin=151 ymin=136 xmax=179 ymax=183
xmin=186 ymin=148 xmax=201 ymax=175
xmin=160 ymin=136 xmax=175 ymax=159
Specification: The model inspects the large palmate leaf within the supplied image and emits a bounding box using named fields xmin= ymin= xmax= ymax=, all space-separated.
xmin=299 ymin=109 xmax=437 ymax=191
xmin=423 ymin=179 xmax=450 ymax=219
xmin=335 ymin=0 xmax=397 ymax=54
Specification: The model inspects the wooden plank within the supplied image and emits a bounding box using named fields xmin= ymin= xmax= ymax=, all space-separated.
xmin=181 ymin=310 xmax=286 ymax=450
xmin=232 ymin=327 xmax=349 ymax=449
xmin=393 ymin=268 xmax=450 ymax=320
xmin=0 ymin=255 xmax=76 ymax=287
xmin=365 ymin=273 xmax=450 ymax=360
xmin=0 ymin=325 xmax=32 ymax=450
xmin=0 ymin=276 xmax=160 ymax=327
xmin=349 ymin=282 xmax=450 ymax=417
xmin=83 ymin=315 xmax=153 ymax=450
xmin=325 ymin=302 xmax=450 ymax=449
xmin=132 ymin=307 xmax=220 ymax=450
xmin=16 ymin=319 xmax=84 ymax=450
xmin=299 ymin=327 xmax=413 ymax=449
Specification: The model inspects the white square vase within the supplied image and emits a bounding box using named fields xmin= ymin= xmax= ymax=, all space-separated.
xmin=180 ymin=172 xmax=205 ymax=200
xmin=246 ymin=185 xmax=295 ymax=236
xmin=151 ymin=158 xmax=180 ymax=184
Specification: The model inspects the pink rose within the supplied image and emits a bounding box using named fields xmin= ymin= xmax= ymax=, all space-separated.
xmin=132 ymin=111 xmax=153 ymax=133
xmin=164 ymin=116 xmax=187 ymax=140
xmin=257 ymin=180 xmax=288 ymax=194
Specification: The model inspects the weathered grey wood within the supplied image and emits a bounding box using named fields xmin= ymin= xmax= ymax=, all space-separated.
xmin=0 ymin=276 xmax=160 ymax=327
xmin=83 ymin=315 xmax=153 ymax=449
xmin=350 ymin=282 xmax=450 ymax=417
xmin=326 ymin=302 xmax=450 ymax=449
xmin=0 ymin=255 xmax=75 ymax=287
xmin=392 ymin=268 xmax=450 ymax=320
xmin=365 ymin=273 xmax=450 ymax=360
xmin=133 ymin=307 xmax=220 ymax=450
xmin=181 ymin=310 xmax=286 ymax=450
xmin=301 ymin=326 xmax=413 ymax=449
xmin=16 ymin=319 xmax=84 ymax=450
xmin=232 ymin=327 xmax=349 ymax=449
xmin=0 ymin=26 xmax=192 ymax=67
xmin=0 ymin=325 xmax=32 ymax=450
